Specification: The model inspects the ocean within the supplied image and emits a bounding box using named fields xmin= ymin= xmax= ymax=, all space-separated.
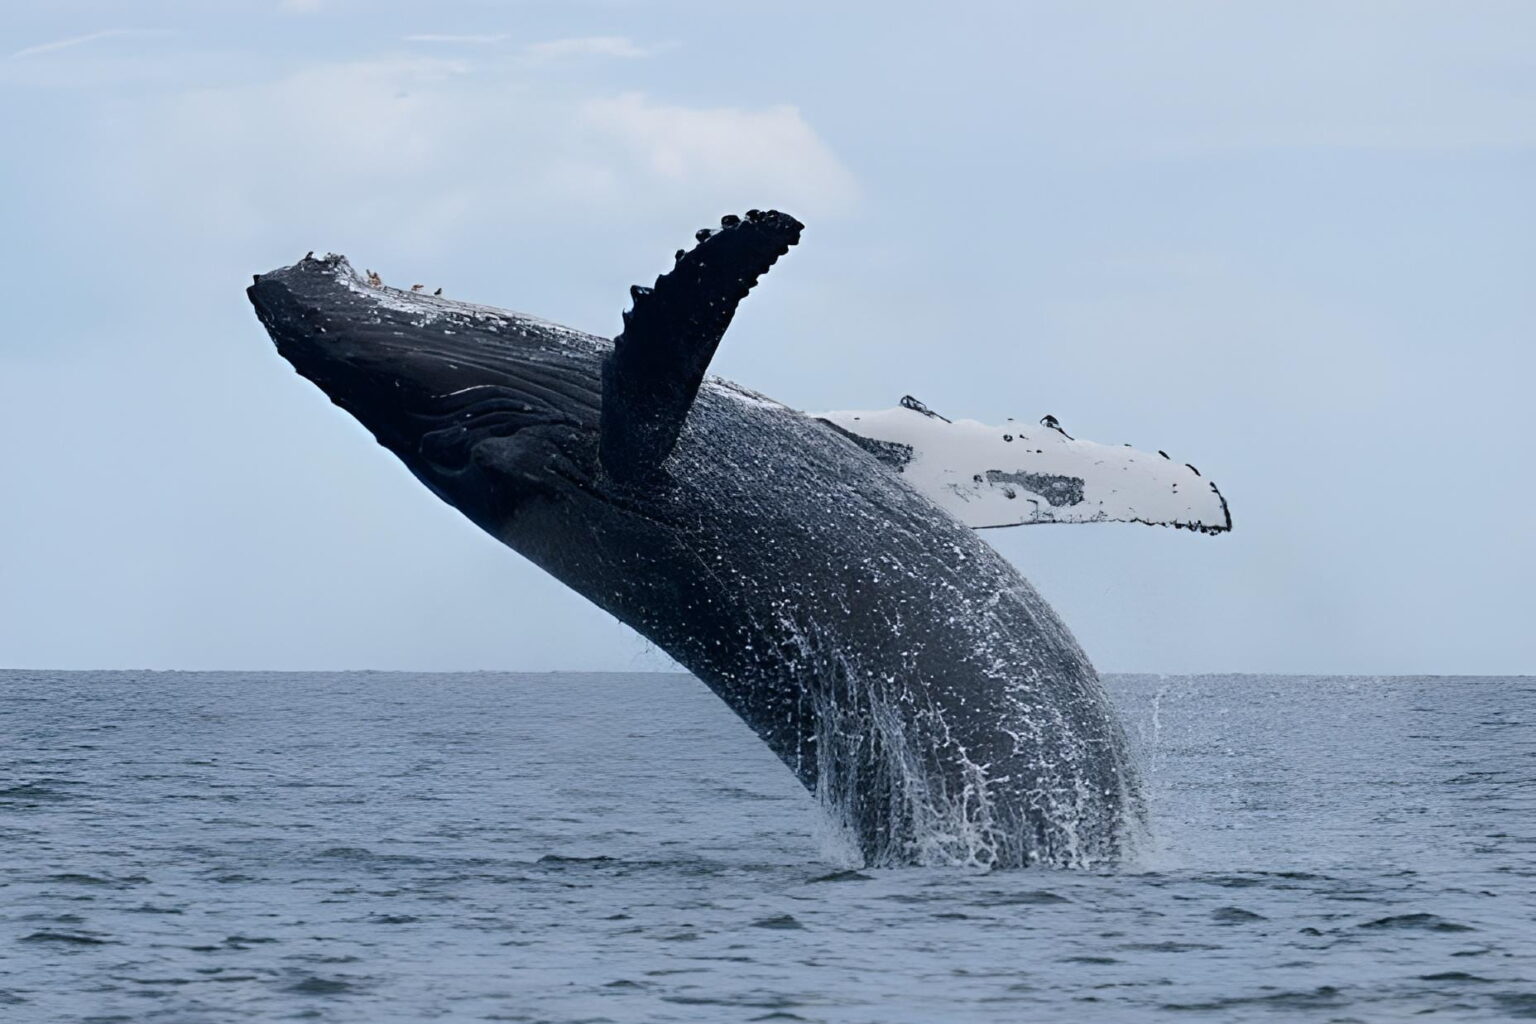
xmin=2 ymin=671 xmax=1533 ymax=1022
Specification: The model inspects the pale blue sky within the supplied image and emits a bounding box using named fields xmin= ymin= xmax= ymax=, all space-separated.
xmin=2 ymin=1 xmax=1532 ymax=673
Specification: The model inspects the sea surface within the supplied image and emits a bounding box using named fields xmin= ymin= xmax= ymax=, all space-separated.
xmin=2 ymin=671 xmax=1533 ymax=1023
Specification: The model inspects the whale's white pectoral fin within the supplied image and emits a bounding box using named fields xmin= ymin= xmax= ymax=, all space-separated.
xmin=814 ymin=402 xmax=1231 ymax=534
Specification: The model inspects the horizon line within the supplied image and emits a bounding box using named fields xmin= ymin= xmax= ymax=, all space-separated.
xmin=2 ymin=667 xmax=1531 ymax=679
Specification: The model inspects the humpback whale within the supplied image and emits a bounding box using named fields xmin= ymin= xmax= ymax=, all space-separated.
xmin=247 ymin=210 xmax=1228 ymax=868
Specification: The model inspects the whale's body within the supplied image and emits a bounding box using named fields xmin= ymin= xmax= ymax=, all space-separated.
xmin=249 ymin=212 xmax=1222 ymax=867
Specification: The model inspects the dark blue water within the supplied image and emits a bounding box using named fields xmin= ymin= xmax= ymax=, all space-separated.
xmin=3 ymin=671 xmax=1534 ymax=1022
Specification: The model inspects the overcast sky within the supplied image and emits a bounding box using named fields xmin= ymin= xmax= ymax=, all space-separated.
xmin=2 ymin=1 xmax=1532 ymax=674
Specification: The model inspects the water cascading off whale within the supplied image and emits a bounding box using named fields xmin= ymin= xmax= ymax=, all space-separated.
xmin=247 ymin=210 xmax=1229 ymax=868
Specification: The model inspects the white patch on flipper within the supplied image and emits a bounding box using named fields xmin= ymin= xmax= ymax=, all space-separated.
xmin=814 ymin=405 xmax=1230 ymax=533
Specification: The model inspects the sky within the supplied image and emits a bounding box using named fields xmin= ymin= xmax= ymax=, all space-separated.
xmin=1 ymin=1 xmax=1533 ymax=674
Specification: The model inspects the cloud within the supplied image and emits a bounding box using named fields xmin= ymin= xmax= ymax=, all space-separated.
xmin=524 ymin=36 xmax=654 ymax=61
xmin=9 ymin=29 xmax=156 ymax=61
xmin=93 ymin=57 xmax=857 ymax=255
xmin=399 ymin=34 xmax=656 ymax=58
xmin=403 ymin=34 xmax=510 ymax=45
xmin=583 ymin=93 xmax=858 ymax=208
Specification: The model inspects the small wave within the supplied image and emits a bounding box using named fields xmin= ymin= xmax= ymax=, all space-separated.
xmin=1162 ymin=986 xmax=1347 ymax=1012
xmin=1492 ymin=993 xmax=1536 ymax=1017
xmin=751 ymin=914 xmax=805 ymax=930
xmin=1202 ymin=874 xmax=1267 ymax=888
xmin=315 ymin=846 xmax=428 ymax=865
xmin=807 ymin=869 xmax=872 ymax=883
xmin=0 ymin=780 xmax=84 ymax=802
xmin=42 ymin=871 xmax=147 ymax=889
xmin=1359 ymin=913 xmax=1475 ymax=933
xmin=224 ymin=935 xmax=279 ymax=947
xmin=987 ymin=889 xmax=1071 ymax=906
xmin=19 ymin=931 xmax=112 ymax=946
xmin=286 ymin=976 xmax=357 ymax=995
xmin=1211 ymin=906 xmax=1266 ymax=924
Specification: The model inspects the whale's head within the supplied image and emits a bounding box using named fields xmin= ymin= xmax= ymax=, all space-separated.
xmin=248 ymin=255 xmax=608 ymax=533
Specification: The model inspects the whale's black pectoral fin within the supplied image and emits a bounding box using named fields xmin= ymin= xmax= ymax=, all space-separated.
xmin=599 ymin=210 xmax=803 ymax=483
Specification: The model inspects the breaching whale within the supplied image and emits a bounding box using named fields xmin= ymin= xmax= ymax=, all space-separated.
xmin=247 ymin=210 xmax=1228 ymax=868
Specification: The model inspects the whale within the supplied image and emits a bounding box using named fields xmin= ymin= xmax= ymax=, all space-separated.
xmin=247 ymin=210 xmax=1227 ymax=867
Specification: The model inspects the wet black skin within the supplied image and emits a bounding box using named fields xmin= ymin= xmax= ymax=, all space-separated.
xmin=248 ymin=252 xmax=1139 ymax=868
